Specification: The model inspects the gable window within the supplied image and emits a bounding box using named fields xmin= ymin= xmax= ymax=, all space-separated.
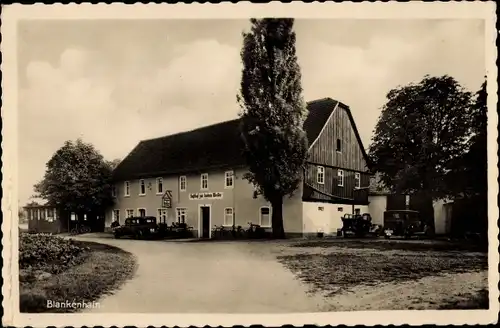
xmin=139 ymin=179 xmax=146 ymax=195
xmin=124 ymin=181 xmax=130 ymax=196
xmin=225 ymin=171 xmax=234 ymax=188
xmin=336 ymin=139 xmax=342 ymax=152
xmin=355 ymin=172 xmax=361 ymax=189
xmin=126 ymin=209 xmax=134 ymax=218
xmin=179 ymin=176 xmax=187 ymax=192
xmin=201 ymin=173 xmax=209 ymax=190
xmin=317 ymin=166 xmax=325 ymax=184
xmin=176 ymin=208 xmax=187 ymax=224
xmin=113 ymin=209 xmax=120 ymax=223
xmin=156 ymin=178 xmax=163 ymax=194
xmin=337 ymin=170 xmax=344 ymax=187
xmin=224 ymin=207 xmax=234 ymax=226
xmin=111 ymin=185 xmax=117 ymax=197
xmin=260 ymin=206 xmax=271 ymax=227
xmin=157 ymin=208 xmax=167 ymax=224
xmin=138 ymin=208 xmax=146 ymax=217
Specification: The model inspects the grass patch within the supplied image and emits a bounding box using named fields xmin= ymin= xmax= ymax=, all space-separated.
xmin=278 ymin=251 xmax=487 ymax=296
xmin=292 ymin=239 xmax=488 ymax=253
xmin=20 ymin=240 xmax=137 ymax=313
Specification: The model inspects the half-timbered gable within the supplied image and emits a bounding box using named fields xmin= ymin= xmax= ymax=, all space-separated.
xmin=303 ymin=98 xmax=371 ymax=204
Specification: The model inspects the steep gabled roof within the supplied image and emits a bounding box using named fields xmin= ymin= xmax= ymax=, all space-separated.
xmin=112 ymin=98 xmax=346 ymax=181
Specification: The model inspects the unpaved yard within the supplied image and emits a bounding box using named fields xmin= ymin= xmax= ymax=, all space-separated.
xmin=276 ymin=238 xmax=489 ymax=311
xmin=61 ymin=234 xmax=488 ymax=312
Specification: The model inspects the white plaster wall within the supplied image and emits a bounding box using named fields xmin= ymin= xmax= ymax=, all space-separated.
xmin=303 ymin=202 xmax=331 ymax=234
xmin=368 ymin=195 xmax=387 ymax=226
xmin=302 ymin=202 xmax=356 ymax=235
xmin=433 ymin=199 xmax=453 ymax=235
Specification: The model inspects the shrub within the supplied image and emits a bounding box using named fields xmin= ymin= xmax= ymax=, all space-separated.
xmin=19 ymin=233 xmax=90 ymax=274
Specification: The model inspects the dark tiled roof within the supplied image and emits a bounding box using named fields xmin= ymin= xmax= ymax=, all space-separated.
xmin=112 ymin=98 xmax=347 ymax=181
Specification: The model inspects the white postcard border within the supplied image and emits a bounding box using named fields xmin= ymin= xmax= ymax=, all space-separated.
xmin=1 ymin=2 xmax=498 ymax=327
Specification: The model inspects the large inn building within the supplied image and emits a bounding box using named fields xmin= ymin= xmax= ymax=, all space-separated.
xmin=108 ymin=98 xmax=372 ymax=238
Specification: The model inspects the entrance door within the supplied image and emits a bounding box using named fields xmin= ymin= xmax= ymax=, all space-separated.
xmin=200 ymin=206 xmax=210 ymax=238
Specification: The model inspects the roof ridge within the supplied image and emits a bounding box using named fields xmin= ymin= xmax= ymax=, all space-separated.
xmin=306 ymin=97 xmax=336 ymax=104
xmin=141 ymin=117 xmax=241 ymax=143
xmin=141 ymin=97 xmax=337 ymax=143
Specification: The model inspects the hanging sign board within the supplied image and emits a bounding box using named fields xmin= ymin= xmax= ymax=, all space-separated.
xmin=189 ymin=192 xmax=223 ymax=200
xmin=162 ymin=190 xmax=173 ymax=208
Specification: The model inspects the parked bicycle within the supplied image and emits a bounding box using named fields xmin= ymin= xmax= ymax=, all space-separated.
xmin=70 ymin=224 xmax=91 ymax=235
xmin=246 ymin=222 xmax=265 ymax=239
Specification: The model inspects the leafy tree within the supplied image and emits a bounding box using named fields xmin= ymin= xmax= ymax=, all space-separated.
xmin=368 ymin=75 xmax=473 ymax=228
xmin=238 ymin=18 xmax=309 ymax=239
xmin=446 ymin=80 xmax=487 ymax=198
xmin=108 ymin=158 xmax=122 ymax=170
xmin=34 ymin=139 xmax=115 ymax=219
xmin=445 ymin=80 xmax=487 ymax=235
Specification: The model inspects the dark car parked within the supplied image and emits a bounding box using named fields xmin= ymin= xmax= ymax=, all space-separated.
xmin=114 ymin=216 xmax=161 ymax=239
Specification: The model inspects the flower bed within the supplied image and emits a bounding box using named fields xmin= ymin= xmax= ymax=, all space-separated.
xmin=19 ymin=233 xmax=90 ymax=276
xmin=19 ymin=234 xmax=137 ymax=313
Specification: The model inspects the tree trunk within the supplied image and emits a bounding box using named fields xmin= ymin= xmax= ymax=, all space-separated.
xmin=271 ymin=195 xmax=285 ymax=239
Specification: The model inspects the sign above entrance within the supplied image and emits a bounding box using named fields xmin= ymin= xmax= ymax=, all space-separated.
xmin=189 ymin=192 xmax=223 ymax=200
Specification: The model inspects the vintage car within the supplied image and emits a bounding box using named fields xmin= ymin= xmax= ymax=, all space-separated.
xmin=114 ymin=216 xmax=161 ymax=239
xmin=341 ymin=213 xmax=380 ymax=238
xmin=383 ymin=210 xmax=429 ymax=239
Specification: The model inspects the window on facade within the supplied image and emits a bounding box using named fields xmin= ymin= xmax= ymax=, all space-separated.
xmin=260 ymin=206 xmax=271 ymax=227
xmin=179 ymin=176 xmax=187 ymax=192
xmin=336 ymin=139 xmax=342 ymax=152
xmin=157 ymin=208 xmax=167 ymax=224
xmin=138 ymin=208 xmax=146 ymax=217
xmin=355 ymin=172 xmax=361 ymax=189
xmin=111 ymin=185 xmax=117 ymax=197
xmin=176 ymin=208 xmax=187 ymax=224
xmin=225 ymin=171 xmax=234 ymax=188
xmin=33 ymin=209 xmax=39 ymax=220
xmin=113 ymin=209 xmax=120 ymax=223
xmin=27 ymin=210 xmax=32 ymax=221
xmin=317 ymin=166 xmax=325 ymax=184
xmin=47 ymin=208 xmax=54 ymax=218
xmin=126 ymin=209 xmax=134 ymax=218
xmin=337 ymin=170 xmax=344 ymax=187
xmin=156 ymin=178 xmax=163 ymax=194
xmin=40 ymin=209 xmax=46 ymax=220
xmin=139 ymin=179 xmax=146 ymax=195
xmin=224 ymin=208 xmax=234 ymax=226
xmin=201 ymin=173 xmax=208 ymax=190
xmin=124 ymin=181 xmax=130 ymax=196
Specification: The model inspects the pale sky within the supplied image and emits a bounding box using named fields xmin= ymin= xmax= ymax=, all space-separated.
xmin=18 ymin=19 xmax=485 ymax=205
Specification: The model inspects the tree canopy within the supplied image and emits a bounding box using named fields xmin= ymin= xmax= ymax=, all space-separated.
xmin=445 ymin=80 xmax=487 ymax=198
xmin=34 ymin=139 xmax=115 ymax=214
xmin=368 ymin=75 xmax=474 ymax=200
xmin=238 ymin=18 xmax=309 ymax=238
